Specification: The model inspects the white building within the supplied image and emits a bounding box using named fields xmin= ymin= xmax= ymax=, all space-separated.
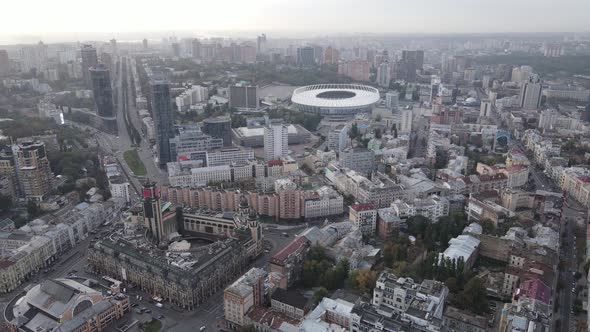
xmin=327 ymin=125 xmax=349 ymax=152
xmin=385 ymin=91 xmax=399 ymax=110
xmin=439 ymin=234 xmax=480 ymax=269
xmin=480 ymin=99 xmax=492 ymax=118
xmin=264 ymin=122 xmax=288 ymax=161
xmin=372 ymin=271 xmax=449 ymax=328
xmin=519 ymin=77 xmax=542 ymax=110
xmin=109 ymin=179 xmax=130 ymax=203
xmin=303 ymin=186 xmax=344 ymax=219
xmin=400 ymin=108 xmax=413 ymax=134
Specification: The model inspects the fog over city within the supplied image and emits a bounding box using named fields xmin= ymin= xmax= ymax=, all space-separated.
xmin=1 ymin=0 xmax=589 ymax=43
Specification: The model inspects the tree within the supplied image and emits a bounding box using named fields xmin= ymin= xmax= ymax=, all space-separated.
xmin=350 ymin=269 xmax=378 ymax=295
xmin=374 ymin=128 xmax=382 ymax=139
xmin=349 ymin=123 xmax=359 ymax=141
xmin=0 ymin=194 xmax=13 ymax=213
xmin=454 ymin=277 xmax=489 ymax=315
xmin=313 ymin=287 xmax=329 ymax=304
xmin=479 ymin=219 xmax=496 ymax=235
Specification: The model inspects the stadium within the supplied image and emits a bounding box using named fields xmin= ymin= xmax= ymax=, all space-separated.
xmin=291 ymin=84 xmax=380 ymax=115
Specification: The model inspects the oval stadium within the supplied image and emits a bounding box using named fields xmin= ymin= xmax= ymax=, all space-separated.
xmin=291 ymin=84 xmax=380 ymax=115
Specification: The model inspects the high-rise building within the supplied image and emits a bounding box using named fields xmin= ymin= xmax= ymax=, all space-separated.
xmin=150 ymin=79 xmax=175 ymax=168
xmin=0 ymin=50 xmax=9 ymax=75
xmin=480 ymin=100 xmax=492 ymax=118
xmin=19 ymin=41 xmax=48 ymax=73
xmin=385 ymin=91 xmax=399 ymax=110
xmin=264 ymin=122 xmax=288 ymax=161
xmin=0 ymin=148 xmax=17 ymax=199
xmin=256 ymin=34 xmax=267 ymax=54
xmin=142 ymin=182 xmax=168 ymax=248
xmin=338 ymin=60 xmax=370 ymax=81
xmin=110 ymin=39 xmax=117 ymax=55
xmin=12 ymin=140 xmax=53 ymax=201
xmin=81 ymin=44 xmax=98 ymax=88
xmin=519 ymin=76 xmax=542 ymax=110
xmin=224 ymin=267 xmax=266 ymax=329
xmin=192 ymin=39 xmax=201 ymax=59
xmin=327 ymin=125 xmax=349 ymax=152
xmin=400 ymin=108 xmax=413 ymax=134
xmin=203 ymin=117 xmax=232 ymax=146
xmin=143 ymin=38 xmax=149 ymax=50
xmin=296 ymin=46 xmax=315 ymax=66
xmin=90 ymin=64 xmax=117 ymax=134
xmin=401 ymin=50 xmax=424 ymax=70
xmin=323 ymin=46 xmax=340 ymax=65
xmin=229 ymin=84 xmax=259 ymax=110
xmin=376 ymin=62 xmax=392 ymax=88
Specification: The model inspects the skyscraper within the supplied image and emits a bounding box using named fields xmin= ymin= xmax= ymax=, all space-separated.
xmin=191 ymin=39 xmax=201 ymax=59
xmin=12 ymin=140 xmax=53 ymax=201
xmin=264 ymin=122 xmax=288 ymax=161
xmin=229 ymin=85 xmax=259 ymax=110
xmin=19 ymin=41 xmax=48 ymax=73
xmin=256 ymin=34 xmax=267 ymax=54
xmin=0 ymin=50 xmax=9 ymax=75
xmin=80 ymin=44 xmax=98 ymax=88
xmin=109 ymin=39 xmax=117 ymax=55
xmin=142 ymin=182 xmax=167 ymax=248
xmin=150 ymin=79 xmax=175 ymax=168
xmin=296 ymin=47 xmax=315 ymax=66
xmin=90 ymin=64 xmax=117 ymax=134
xmin=142 ymin=39 xmax=149 ymax=51
xmin=402 ymin=50 xmax=424 ymax=70
xmin=376 ymin=62 xmax=392 ymax=88
xmin=323 ymin=46 xmax=340 ymax=65
xmin=203 ymin=117 xmax=232 ymax=146
xmin=519 ymin=76 xmax=542 ymax=110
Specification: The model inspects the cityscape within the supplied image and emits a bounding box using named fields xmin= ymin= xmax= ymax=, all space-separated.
xmin=0 ymin=2 xmax=590 ymax=332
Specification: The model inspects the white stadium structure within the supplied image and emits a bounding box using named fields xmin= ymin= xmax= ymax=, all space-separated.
xmin=291 ymin=84 xmax=380 ymax=115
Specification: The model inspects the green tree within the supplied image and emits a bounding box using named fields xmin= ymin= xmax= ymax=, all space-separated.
xmin=374 ymin=128 xmax=382 ymax=139
xmin=349 ymin=123 xmax=359 ymax=140
xmin=454 ymin=277 xmax=489 ymax=315
xmin=313 ymin=287 xmax=329 ymax=305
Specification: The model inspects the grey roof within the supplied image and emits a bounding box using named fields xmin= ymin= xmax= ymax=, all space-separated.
xmin=40 ymin=279 xmax=75 ymax=303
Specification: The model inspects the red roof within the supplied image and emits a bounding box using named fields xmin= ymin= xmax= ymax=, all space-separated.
xmin=578 ymin=176 xmax=590 ymax=183
xmin=267 ymin=159 xmax=284 ymax=167
xmin=350 ymin=203 xmax=375 ymax=211
xmin=518 ymin=279 xmax=551 ymax=305
xmin=269 ymin=236 xmax=309 ymax=266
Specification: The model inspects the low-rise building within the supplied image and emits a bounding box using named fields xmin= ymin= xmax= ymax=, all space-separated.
xmin=223 ymin=267 xmax=266 ymax=329
xmin=268 ymin=236 xmax=311 ymax=289
xmin=270 ymin=288 xmax=308 ymax=319
xmin=7 ymin=278 xmax=130 ymax=332
xmin=371 ymin=271 xmax=449 ymax=330
xmin=442 ymin=305 xmax=488 ymax=332
xmin=439 ymin=234 xmax=480 ymax=269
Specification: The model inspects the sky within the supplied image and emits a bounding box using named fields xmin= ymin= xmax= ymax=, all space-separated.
xmin=0 ymin=0 xmax=588 ymax=43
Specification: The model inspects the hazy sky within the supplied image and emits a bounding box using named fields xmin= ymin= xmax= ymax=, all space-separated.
xmin=1 ymin=0 xmax=588 ymax=42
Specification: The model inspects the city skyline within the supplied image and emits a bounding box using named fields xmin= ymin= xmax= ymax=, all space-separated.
xmin=0 ymin=0 xmax=589 ymax=44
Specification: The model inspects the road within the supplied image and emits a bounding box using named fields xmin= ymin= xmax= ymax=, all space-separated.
xmin=525 ymin=146 xmax=582 ymax=331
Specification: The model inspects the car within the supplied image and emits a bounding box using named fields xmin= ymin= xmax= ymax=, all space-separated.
xmin=131 ymin=303 xmax=138 ymax=307
xmin=157 ymin=315 xmax=164 ymax=320
xmin=144 ymin=309 xmax=152 ymax=313
xmin=200 ymin=327 xmax=207 ymax=331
